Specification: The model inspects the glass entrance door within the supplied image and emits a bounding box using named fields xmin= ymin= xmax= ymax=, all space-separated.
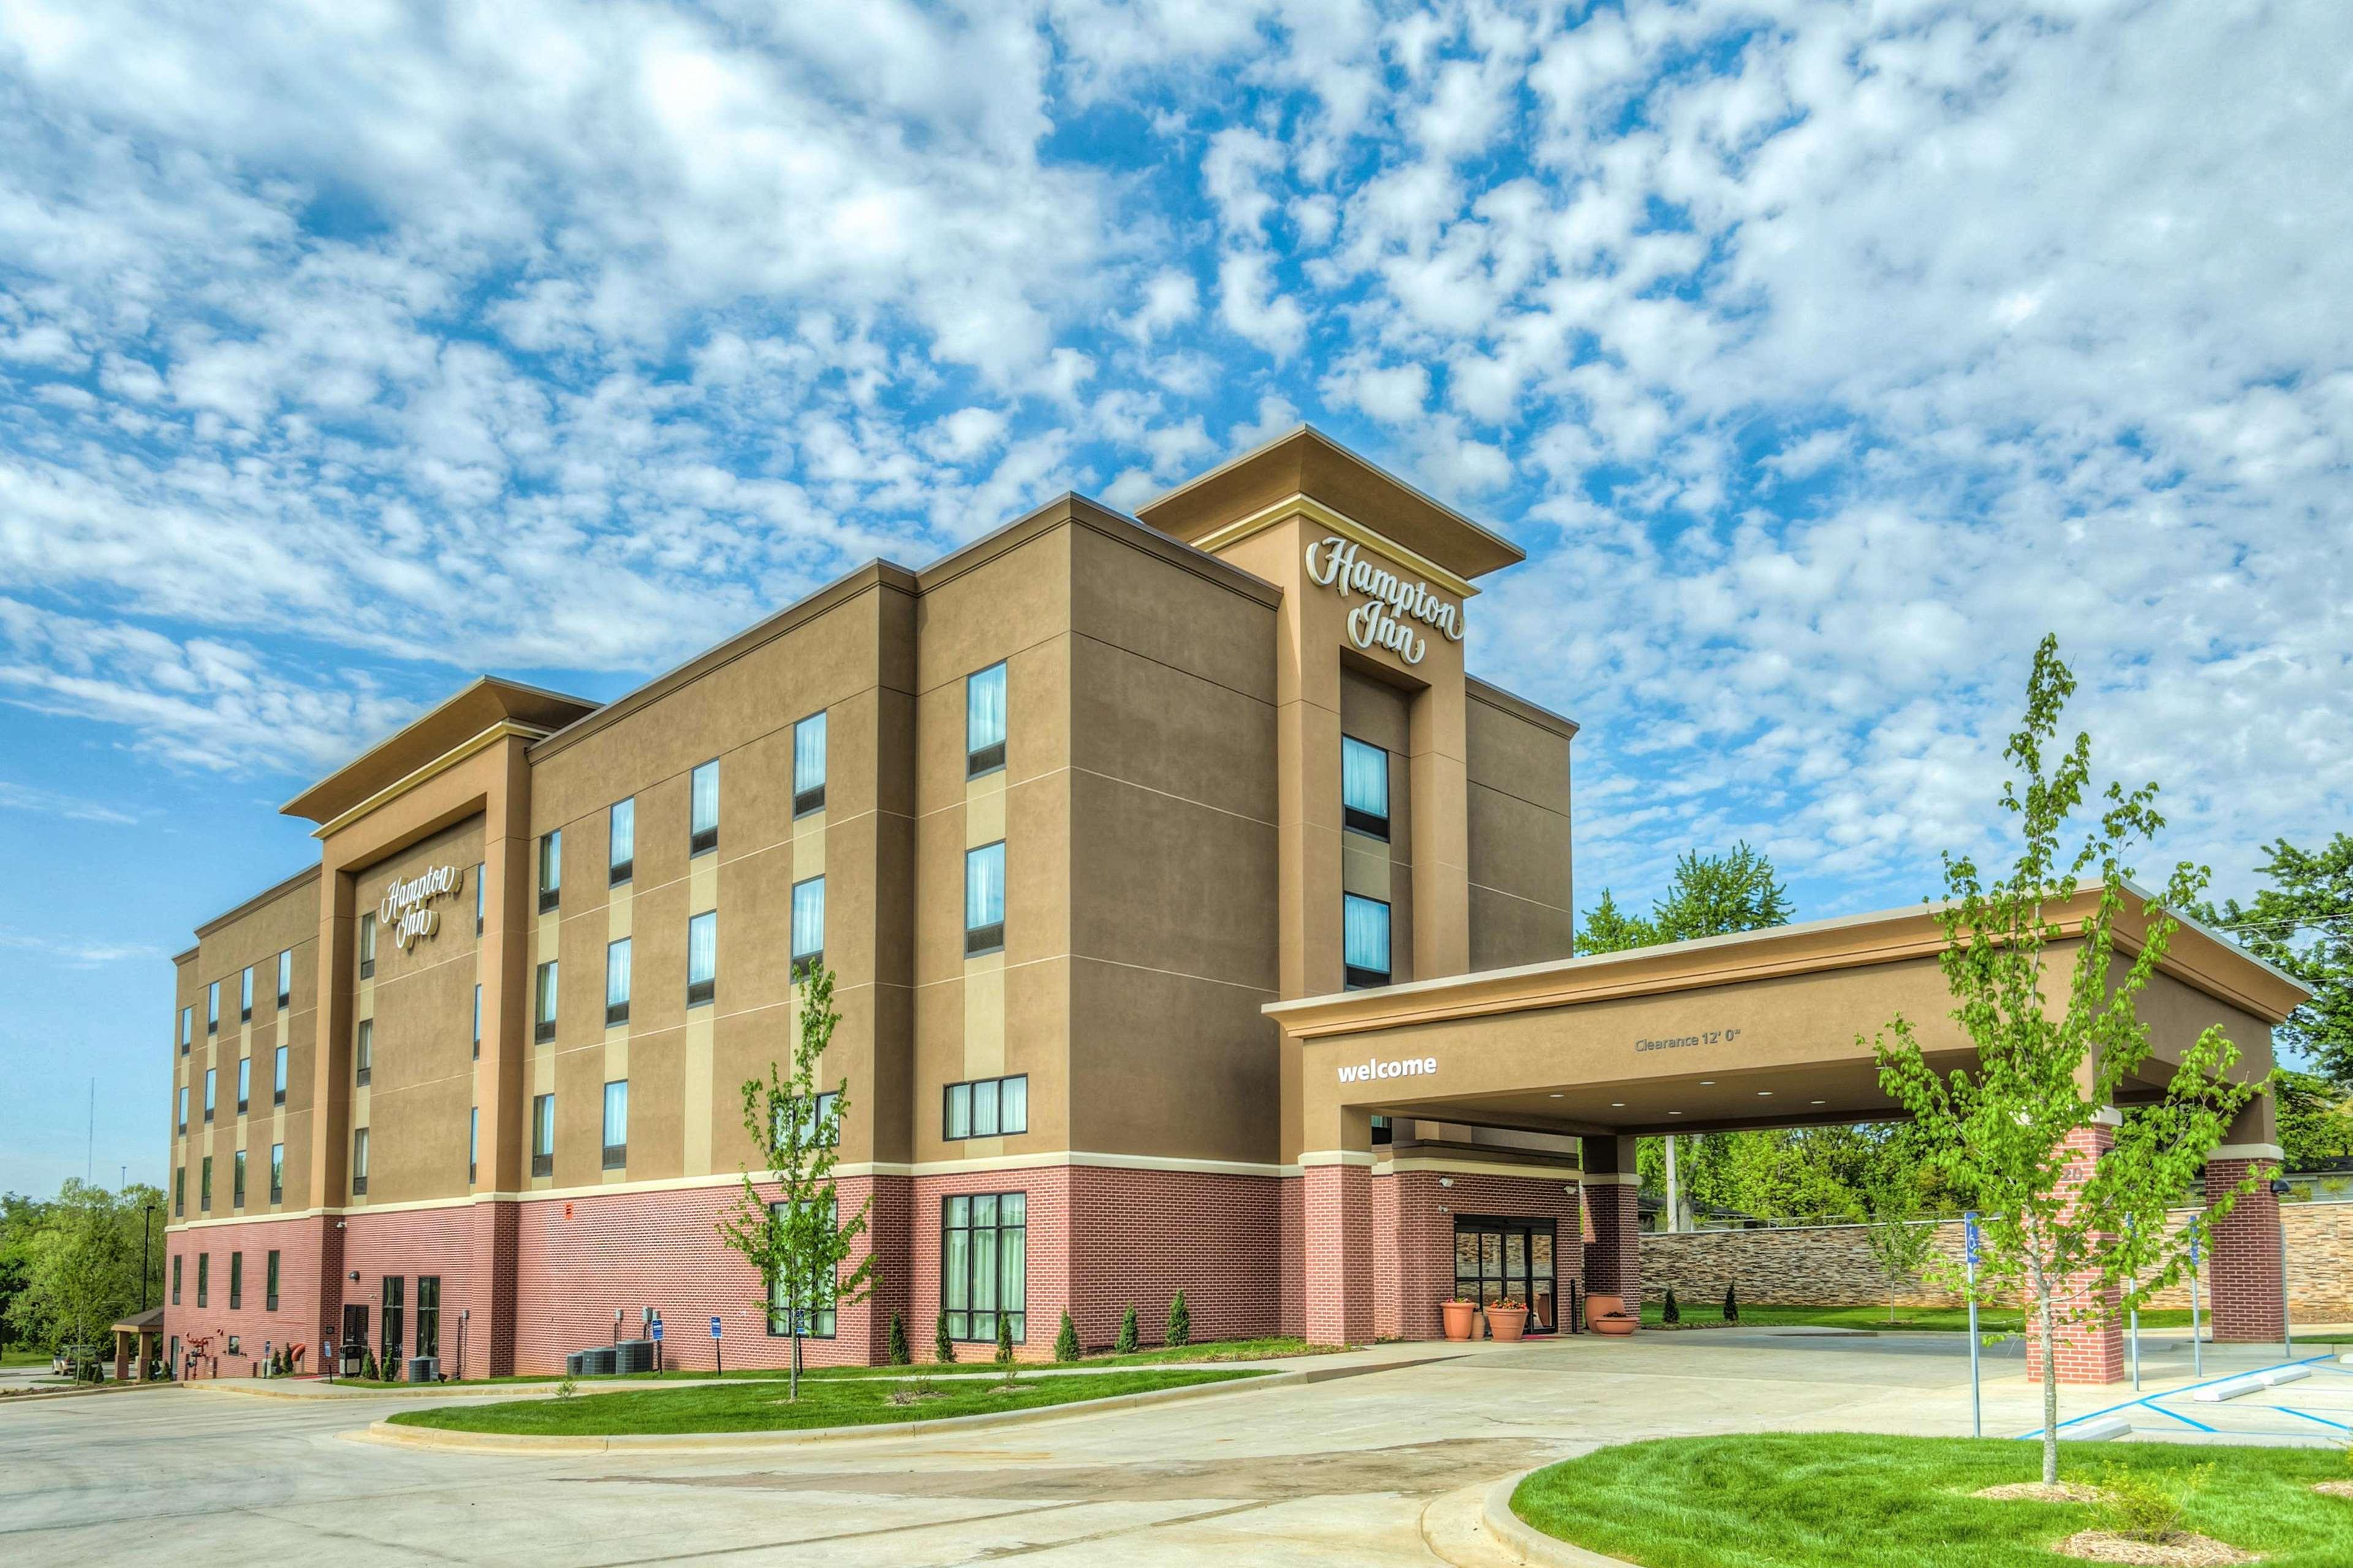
xmin=1453 ymin=1218 xmax=1558 ymax=1333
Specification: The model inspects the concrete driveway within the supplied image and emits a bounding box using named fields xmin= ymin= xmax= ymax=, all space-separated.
xmin=0 ymin=1329 xmax=2316 ymax=1567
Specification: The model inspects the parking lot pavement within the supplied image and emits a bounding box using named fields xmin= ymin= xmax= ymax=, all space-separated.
xmin=1 ymin=1329 xmax=2330 ymax=1567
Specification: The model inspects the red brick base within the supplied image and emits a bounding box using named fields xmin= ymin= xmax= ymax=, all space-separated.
xmin=2203 ymin=1157 xmax=2287 ymax=1343
xmin=2026 ymin=1124 xmax=2123 ymax=1384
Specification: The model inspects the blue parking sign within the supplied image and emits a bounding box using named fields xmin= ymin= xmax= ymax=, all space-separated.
xmin=1963 ymin=1211 xmax=1980 ymax=1270
xmin=710 ymin=1316 xmax=723 ymax=1339
xmin=650 ymin=1319 xmax=663 ymax=1341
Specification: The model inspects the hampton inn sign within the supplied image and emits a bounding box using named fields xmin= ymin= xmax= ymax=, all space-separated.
xmin=379 ymin=863 xmax=464 ymax=950
xmin=1303 ymin=534 xmax=1464 ymax=665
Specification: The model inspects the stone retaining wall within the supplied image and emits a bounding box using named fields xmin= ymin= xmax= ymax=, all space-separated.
xmin=1639 ymin=1199 xmax=2353 ymax=1318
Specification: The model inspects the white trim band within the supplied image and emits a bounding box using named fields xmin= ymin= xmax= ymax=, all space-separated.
xmin=2208 ymin=1144 xmax=2286 ymax=1162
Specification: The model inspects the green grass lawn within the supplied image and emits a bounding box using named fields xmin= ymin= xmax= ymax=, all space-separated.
xmin=1512 ymin=1434 xmax=2353 ymax=1568
xmin=1636 ymin=1301 xmax=2215 ymax=1334
xmin=0 ymin=1346 xmax=51 ymax=1368
xmin=387 ymin=1366 xmax=1261 ymax=1436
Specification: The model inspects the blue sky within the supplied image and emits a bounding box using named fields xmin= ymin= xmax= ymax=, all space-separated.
xmin=2 ymin=1 xmax=2347 ymax=1195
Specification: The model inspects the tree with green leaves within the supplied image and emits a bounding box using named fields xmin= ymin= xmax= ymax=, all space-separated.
xmin=2276 ymin=1069 xmax=2353 ymax=1168
xmin=4 ymin=1182 xmax=165 ymax=1360
xmin=1861 ymin=1176 xmax=1937 ymax=1324
xmin=1871 ymin=635 xmax=2270 ymax=1485
xmin=717 ymin=963 xmax=876 ymax=1402
xmin=2195 ymin=833 xmax=2353 ymax=1085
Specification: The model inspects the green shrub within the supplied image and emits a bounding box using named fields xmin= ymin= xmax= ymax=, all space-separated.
xmin=1722 ymin=1282 xmax=1738 ymax=1324
xmin=886 ymin=1312 xmax=911 ymax=1366
xmin=2097 ymin=1461 xmax=2208 ymax=1543
xmin=1662 ymin=1287 xmax=1680 ymax=1325
xmin=934 ymin=1313 xmax=956 ymax=1365
xmin=1055 ymin=1311 xmax=1081 ymax=1363
xmin=1167 ymin=1290 xmax=1191 ymax=1348
xmin=555 ymin=1374 xmax=579 ymax=1401
xmin=994 ymin=1312 xmax=1015 ymax=1373
xmin=1116 ymin=1306 xmax=1139 ymax=1355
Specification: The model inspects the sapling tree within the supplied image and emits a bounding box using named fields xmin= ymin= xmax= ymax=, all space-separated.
xmin=718 ymin=962 xmax=876 ymax=1403
xmin=1870 ymin=637 xmax=2270 ymax=1484
xmin=1862 ymin=1178 xmax=1936 ymax=1325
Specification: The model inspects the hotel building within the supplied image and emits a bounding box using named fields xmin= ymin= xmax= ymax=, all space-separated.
xmin=161 ymin=428 xmax=2300 ymax=1383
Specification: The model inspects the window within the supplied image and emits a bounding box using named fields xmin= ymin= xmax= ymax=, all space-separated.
xmin=276 ymin=949 xmax=292 ymax=1008
xmin=269 ymin=1143 xmax=283 ymax=1205
xmin=472 ymin=984 xmax=482 ymax=1058
xmin=475 ymin=863 xmax=485 ymax=936
xmin=965 ymin=662 xmax=1007 ymax=776
xmin=964 ymin=841 xmax=1006 ymax=956
xmin=273 ymin=1045 xmax=287 ymax=1107
xmin=229 ymin=1251 xmax=243 ymax=1310
xmin=532 ymin=1093 xmax=555 ymax=1177
xmin=172 ymin=1254 xmax=182 ymax=1305
xmin=197 ymin=1252 xmax=210 ymax=1308
xmin=354 ymin=1019 xmax=373 ymax=1086
xmin=944 ymin=1075 xmax=1028 ymax=1140
xmin=266 ymin=1250 xmax=281 ymax=1311
xmin=1343 ymin=893 xmax=1391 ymax=989
xmin=201 ymin=1156 xmax=213 ymax=1211
xmin=176 ymin=1085 xmax=188 ymax=1135
xmin=468 ymin=1107 xmax=478 ymax=1186
xmin=204 ymin=1068 xmax=216 ymax=1122
xmin=358 ymin=915 xmax=376 ymax=979
xmin=790 ymin=877 xmax=824 ymax=974
xmin=351 ymin=1127 xmax=369 ymax=1196
xmin=535 ymin=961 xmax=558 ymax=1043
xmin=207 ymin=980 xmax=220 ymax=1033
xmin=1371 ymin=1113 xmax=1393 ymax=1145
xmin=605 ymin=938 xmax=632 ymax=1026
xmin=608 ymin=797 xmax=635 ymax=885
xmin=767 ymin=1198 xmax=838 ymax=1338
xmin=180 ymin=1006 xmax=192 ymax=1056
xmin=602 ymin=1080 xmax=629 ymax=1169
xmin=237 ymin=1056 xmax=250 ymax=1115
xmin=416 ymin=1276 xmax=441 ymax=1360
xmin=538 ymin=830 xmax=562 ymax=914
xmin=232 ymin=1149 xmax=246 ymax=1208
xmin=687 ymin=911 xmax=716 ymax=1006
xmin=173 ymin=1166 xmax=184 ymax=1217
xmin=240 ymin=966 xmax=254 ymax=1023
xmin=794 ymin=712 xmax=828 ymax=816
xmin=690 ymin=759 xmax=719 ymax=855
xmin=941 ymin=1192 xmax=1026 ymax=1343
xmin=1341 ymin=735 xmax=1390 ymax=839
xmin=775 ymin=1091 xmax=841 ymax=1149
xmin=381 ymin=1276 xmax=404 ymax=1369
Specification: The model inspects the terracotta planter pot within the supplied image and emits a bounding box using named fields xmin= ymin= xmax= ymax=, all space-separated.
xmin=1441 ymin=1301 xmax=1479 ymax=1341
xmin=1593 ymin=1312 xmax=1637 ymax=1338
xmin=1487 ymin=1305 xmax=1529 ymax=1343
xmin=1583 ymin=1293 xmax=1623 ymax=1330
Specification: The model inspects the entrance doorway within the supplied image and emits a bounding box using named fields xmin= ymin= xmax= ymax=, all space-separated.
xmin=1453 ymin=1217 xmax=1558 ymax=1333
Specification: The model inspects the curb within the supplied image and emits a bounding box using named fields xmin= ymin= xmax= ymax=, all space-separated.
xmin=353 ymin=1366 xmax=1306 ymax=1453
xmin=1477 ymin=1471 xmax=1641 ymax=1568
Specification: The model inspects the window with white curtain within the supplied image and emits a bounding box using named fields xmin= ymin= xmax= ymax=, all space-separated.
xmin=690 ymin=760 xmax=720 ymax=854
xmin=276 ymin=949 xmax=292 ymax=1007
xmin=1343 ymin=893 xmax=1391 ymax=989
xmin=605 ymin=937 xmax=632 ymax=1025
xmin=531 ymin=1093 xmax=555 ymax=1176
xmin=792 ymin=876 xmax=825 ymax=971
xmin=942 ymin=1192 xmax=1025 ymax=1343
xmin=1341 ymin=735 xmax=1390 ymax=838
xmin=538 ymin=829 xmax=562 ymax=912
xmin=794 ymin=712 xmax=827 ymax=816
xmin=966 ymin=662 xmax=1007 ymax=776
xmin=535 ymin=961 xmax=558 ymax=1042
xmin=687 ymin=910 xmax=717 ymax=1006
xmin=602 ymin=1080 xmax=629 ymax=1169
xmin=964 ymin=841 xmax=1006 ymax=955
xmin=609 ymin=797 xmax=635 ymax=885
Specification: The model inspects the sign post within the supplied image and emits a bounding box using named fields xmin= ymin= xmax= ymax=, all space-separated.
xmin=2188 ymin=1229 xmax=2203 ymax=1379
xmin=2127 ymin=1214 xmax=2140 ymax=1393
xmin=711 ymin=1315 xmax=724 ymax=1377
xmin=2271 ymin=1176 xmax=2294 ymax=1360
xmin=650 ymin=1312 xmax=664 ymax=1376
xmin=1963 ymin=1211 xmax=1982 ymax=1439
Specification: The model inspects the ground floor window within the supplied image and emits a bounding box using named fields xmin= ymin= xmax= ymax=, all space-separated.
xmin=1453 ymin=1216 xmax=1557 ymax=1333
xmin=265 ymin=1250 xmax=280 ymax=1312
xmin=942 ymin=1192 xmax=1026 ymax=1343
xmin=416 ymin=1276 xmax=440 ymax=1360
xmin=381 ymin=1276 xmax=404 ymax=1371
xmin=767 ymin=1200 xmax=837 ymax=1338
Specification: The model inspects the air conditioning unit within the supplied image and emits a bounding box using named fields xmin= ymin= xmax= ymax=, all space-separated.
xmin=407 ymin=1355 xmax=440 ymax=1384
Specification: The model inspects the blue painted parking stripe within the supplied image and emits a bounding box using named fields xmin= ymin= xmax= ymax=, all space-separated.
xmin=2275 ymin=1406 xmax=2353 ymax=1432
xmin=2011 ymin=1352 xmax=2338 ymax=1440
xmin=2142 ymin=1403 xmax=2216 ymax=1432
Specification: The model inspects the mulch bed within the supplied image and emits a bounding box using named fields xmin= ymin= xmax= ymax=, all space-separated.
xmin=1977 ymin=1482 xmax=2105 ymax=1504
xmin=2052 ymin=1529 xmax=2255 ymax=1565
xmin=2311 ymin=1479 xmax=2353 ymax=1501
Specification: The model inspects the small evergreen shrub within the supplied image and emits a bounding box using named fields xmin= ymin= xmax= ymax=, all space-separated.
xmin=1662 ymin=1287 xmax=1680 ymax=1325
xmin=2096 ymin=1461 xmax=2208 ymax=1543
xmin=994 ymin=1312 xmax=1016 ymax=1373
xmin=934 ymin=1313 xmax=956 ymax=1364
xmin=1116 ymin=1305 xmax=1139 ymax=1355
xmin=887 ymin=1311 xmax=911 ymax=1366
xmin=1167 ymin=1290 xmax=1191 ymax=1348
xmin=1722 ymin=1282 xmax=1738 ymax=1324
xmin=1054 ymin=1310 xmax=1081 ymax=1363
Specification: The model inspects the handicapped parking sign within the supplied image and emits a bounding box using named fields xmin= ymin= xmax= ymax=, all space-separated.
xmin=1963 ymin=1211 xmax=1981 ymax=1271
xmin=650 ymin=1319 xmax=664 ymax=1342
xmin=710 ymin=1316 xmax=722 ymax=1339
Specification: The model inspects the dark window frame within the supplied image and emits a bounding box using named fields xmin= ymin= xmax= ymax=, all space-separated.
xmin=766 ymin=1196 xmax=838 ymax=1338
xmin=232 ymin=1149 xmax=246 ymax=1209
xmin=686 ymin=909 xmax=716 ymax=1007
xmin=602 ymin=1079 xmax=628 ymax=1170
xmin=1341 ymin=734 xmax=1392 ymax=840
xmin=276 ymin=949 xmax=292 ymax=1009
xmin=381 ymin=1274 xmax=404 ymax=1372
xmin=605 ymin=937 xmax=631 ymax=1026
xmin=269 ymin=1143 xmax=283 ymax=1205
xmin=228 ymin=1251 xmax=243 ymax=1311
xmin=351 ymin=1127 xmax=369 ymax=1196
xmin=942 ymin=1074 xmax=1029 ymax=1140
xmin=354 ymin=1018 xmax=373 ymax=1086
xmin=689 ymin=758 xmax=720 ymax=857
xmin=266 ymin=1249 xmax=281 ymax=1311
xmin=940 ymin=1192 xmax=1026 ymax=1344
xmin=532 ymin=1093 xmax=555 ymax=1178
xmin=415 ymin=1275 xmax=441 ymax=1361
xmin=608 ymin=797 xmax=635 ymax=887
xmin=358 ymin=917 xmax=376 ymax=980
xmin=1343 ymin=892 xmax=1392 ymax=991
xmin=273 ymin=1044 xmax=287 ymax=1107
xmin=792 ymin=710 xmax=827 ymax=817
xmin=200 ymin=1156 xmax=213 ymax=1212
xmin=236 ymin=1056 xmax=249 ymax=1115
xmin=963 ymin=839 xmax=1006 ymax=957
xmin=538 ymin=829 xmax=562 ymax=914
xmin=197 ymin=1252 xmax=209 ymax=1309
xmin=240 ymin=967 xmax=254 ymax=1023
xmin=964 ymin=661 xmax=1008 ymax=779
xmin=534 ymin=960 xmax=558 ymax=1043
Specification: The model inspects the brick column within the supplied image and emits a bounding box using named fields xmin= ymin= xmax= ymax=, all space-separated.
xmin=466 ymin=1199 xmax=519 ymax=1376
xmin=2026 ymin=1123 xmax=2123 ymax=1384
xmin=1581 ymin=1135 xmax=1640 ymax=1323
xmin=1302 ymin=1161 xmax=1374 ymax=1345
xmin=2203 ymin=1152 xmax=2286 ymax=1343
